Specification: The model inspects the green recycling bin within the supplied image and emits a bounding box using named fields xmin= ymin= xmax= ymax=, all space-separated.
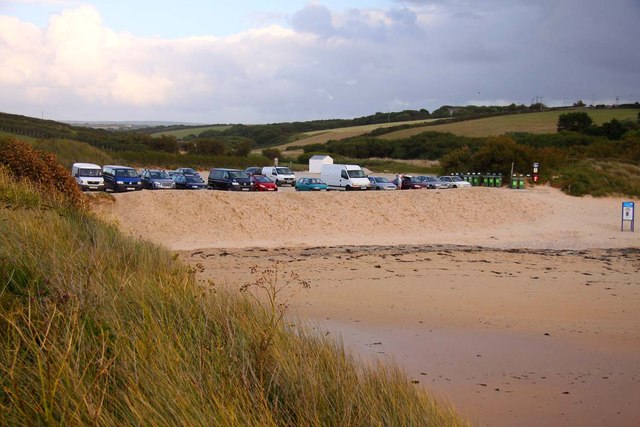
xmin=461 ymin=173 xmax=472 ymax=183
xmin=518 ymin=177 xmax=525 ymax=189
xmin=484 ymin=174 xmax=495 ymax=187
xmin=471 ymin=174 xmax=482 ymax=186
xmin=510 ymin=175 xmax=519 ymax=189
xmin=495 ymin=174 xmax=503 ymax=187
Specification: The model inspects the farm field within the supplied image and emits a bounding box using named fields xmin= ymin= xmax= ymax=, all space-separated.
xmin=279 ymin=118 xmax=439 ymax=151
xmin=150 ymin=124 xmax=231 ymax=138
xmin=92 ymin=186 xmax=640 ymax=426
xmin=379 ymin=108 xmax=640 ymax=139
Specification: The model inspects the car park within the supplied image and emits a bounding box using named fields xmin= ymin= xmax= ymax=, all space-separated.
xmin=368 ymin=176 xmax=397 ymax=190
xmin=261 ymin=166 xmax=296 ymax=186
xmin=102 ymin=165 xmax=143 ymax=192
xmin=415 ymin=175 xmax=450 ymax=189
xmin=295 ymin=177 xmax=328 ymax=191
xmin=208 ymin=168 xmax=253 ymax=191
xmin=140 ymin=169 xmax=175 ymax=190
xmin=250 ymin=174 xmax=278 ymax=191
xmin=172 ymin=172 xmax=207 ymax=190
xmin=438 ymin=175 xmax=472 ymax=188
xmin=71 ymin=162 xmax=104 ymax=191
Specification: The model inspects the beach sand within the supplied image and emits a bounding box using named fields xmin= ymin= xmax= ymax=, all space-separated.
xmin=93 ymin=185 xmax=640 ymax=426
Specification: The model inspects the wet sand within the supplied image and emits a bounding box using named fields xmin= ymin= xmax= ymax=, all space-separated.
xmin=180 ymin=245 xmax=640 ymax=427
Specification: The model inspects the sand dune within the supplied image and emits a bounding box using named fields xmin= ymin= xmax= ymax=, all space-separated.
xmin=92 ymin=186 xmax=636 ymax=251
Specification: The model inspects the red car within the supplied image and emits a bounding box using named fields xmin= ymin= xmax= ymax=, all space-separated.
xmin=250 ymin=174 xmax=278 ymax=191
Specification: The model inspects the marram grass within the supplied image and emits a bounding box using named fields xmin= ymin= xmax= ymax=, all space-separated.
xmin=0 ymin=170 xmax=467 ymax=426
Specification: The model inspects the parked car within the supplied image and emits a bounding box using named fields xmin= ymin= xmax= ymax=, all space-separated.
xmin=140 ymin=169 xmax=175 ymax=190
xmin=244 ymin=166 xmax=264 ymax=176
xmin=438 ymin=175 xmax=472 ymax=188
xmin=295 ymin=177 xmax=328 ymax=191
xmin=415 ymin=175 xmax=450 ymax=189
xmin=173 ymin=167 xmax=204 ymax=181
xmin=261 ymin=166 xmax=296 ymax=186
xmin=172 ymin=172 xmax=207 ymax=190
xmin=102 ymin=165 xmax=142 ymax=192
xmin=71 ymin=162 xmax=104 ymax=191
xmin=391 ymin=175 xmax=424 ymax=190
xmin=368 ymin=176 xmax=397 ymax=190
xmin=250 ymin=174 xmax=278 ymax=191
xmin=208 ymin=168 xmax=253 ymax=191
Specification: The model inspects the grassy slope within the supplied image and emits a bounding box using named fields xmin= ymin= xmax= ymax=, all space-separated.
xmin=0 ymin=169 xmax=466 ymax=426
xmin=379 ymin=109 xmax=640 ymax=139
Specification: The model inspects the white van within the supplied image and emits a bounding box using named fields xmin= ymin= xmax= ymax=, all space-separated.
xmin=320 ymin=164 xmax=370 ymax=191
xmin=71 ymin=162 xmax=104 ymax=191
xmin=261 ymin=166 xmax=296 ymax=186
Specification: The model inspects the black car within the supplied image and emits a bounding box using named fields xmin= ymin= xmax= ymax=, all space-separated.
xmin=172 ymin=172 xmax=207 ymax=190
xmin=208 ymin=168 xmax=253 ymax=191
xmin=244 ymin=166 xmax=263 ymax=176
xmin=171 ymin=167 xmax=204 ymax=180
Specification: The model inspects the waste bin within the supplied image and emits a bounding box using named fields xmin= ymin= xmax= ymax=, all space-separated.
xmin=484 ymin=174 xmax=495 ymax=187
xmin=510 ymin=175 xmax=520 ymax=189
xmin=518 ymin=176 xmax=525 ymax=189
xmin=495 ymin=174 xmax=503 ymax=187
xmin=471 ymin=173 xmax=482 ymax=186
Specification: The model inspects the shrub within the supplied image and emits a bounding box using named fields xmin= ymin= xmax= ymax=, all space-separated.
xmin=0 ymin=136 xmax=87 ymax=210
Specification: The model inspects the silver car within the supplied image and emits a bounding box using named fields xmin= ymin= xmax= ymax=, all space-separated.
xmin=368 ymin=176 xmax=397 ymax=190
xmin=140 ymin=169 xmax=175 ymax=190
xmin=415 ymin=175 xmax=450 ymax=189
xmin=438 ymin=176 xmax=472 ymax=188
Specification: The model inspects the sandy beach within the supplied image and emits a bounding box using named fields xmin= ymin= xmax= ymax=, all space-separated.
xmin=93 ymin=185 xmax=640 ymax=426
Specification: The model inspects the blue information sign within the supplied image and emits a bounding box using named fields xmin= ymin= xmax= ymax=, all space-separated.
xmin=621 ymin=201 xmax=635 ymax=232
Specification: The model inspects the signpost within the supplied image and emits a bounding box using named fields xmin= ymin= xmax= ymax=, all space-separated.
xmin=532 ymin=162 xmax=539 ymax=183
xmin=621 ymin=202 xmax=635 ymax=231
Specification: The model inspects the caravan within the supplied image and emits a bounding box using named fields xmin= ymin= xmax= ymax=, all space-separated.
xmin=320 ymin=164 xmax=370 ymax=191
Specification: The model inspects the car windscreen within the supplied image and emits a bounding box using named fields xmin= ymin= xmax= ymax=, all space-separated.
xmin=451 ymin=177 xmax=463 ymax=182
xmin=275 ymin=167 xmax=292 ymax=175
xmin=347 ymin=169 xmax=366 ymax=178
xmin=181 ymin=168 xmax=197 ymax=175
xmin=79 ymin=168 xmax=101 ymax=177
xmin=229 ymin=171 xmax=249 ymax=179
xmin=115 ymin=169 xmax=139 ymax=178
xmin=254 ymin=176 xmax=272 ymax=183
xmin=150 ymin=171 xmax=170 ymax=179
xmin=185 ymin=175 xmax=202 ymax=183
xmin=374 ymin=177 xmax=390 ymax=183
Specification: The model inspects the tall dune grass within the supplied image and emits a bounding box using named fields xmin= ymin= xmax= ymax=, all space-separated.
xmin=0 ymin=167 xmax=466 ymax=425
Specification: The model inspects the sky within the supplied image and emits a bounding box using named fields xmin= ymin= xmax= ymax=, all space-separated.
xmin=1 ymin=0 xmax=639 ymax=124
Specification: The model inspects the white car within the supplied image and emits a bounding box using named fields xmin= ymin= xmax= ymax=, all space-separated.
xmin=438 ymin=176 xmax=472 ymax=188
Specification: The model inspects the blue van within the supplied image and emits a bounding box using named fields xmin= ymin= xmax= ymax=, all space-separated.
xmin=102 ymin=165 xmax=143 ymax=192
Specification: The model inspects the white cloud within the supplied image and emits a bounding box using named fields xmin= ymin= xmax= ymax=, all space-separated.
xmin=0 ymin=1 xmax=638 ymax=122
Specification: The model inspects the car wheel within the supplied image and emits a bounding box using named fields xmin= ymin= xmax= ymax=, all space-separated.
xmin=345 ymin=186 xmax=351 ymax=191
xmin=452 ymin=185 xmax=457 ymax=188
xmin=276 ymin=180 xmax=281 ymax=186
